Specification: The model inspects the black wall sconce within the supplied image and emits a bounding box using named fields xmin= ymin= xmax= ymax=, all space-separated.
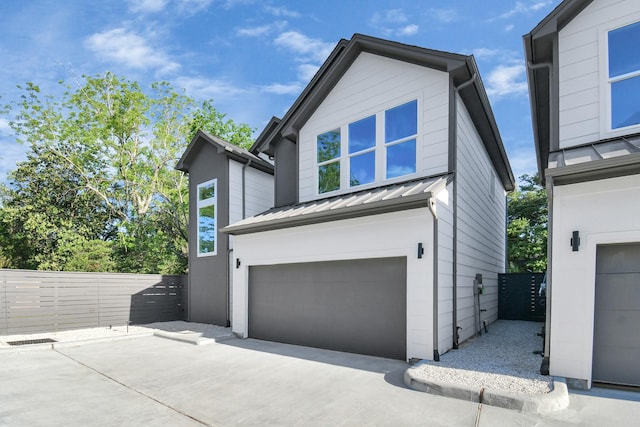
xmin=417 ymin=243 xmax=424 ymax=259
xmin=571 ymin=231 xmax=580 ymax=252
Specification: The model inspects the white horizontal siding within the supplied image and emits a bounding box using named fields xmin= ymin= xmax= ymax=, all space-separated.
xmin=229 ymin=160 xmax=243 ymax=225
xmin=229 ymin=159 xmax=274 ymax=223
xmin=436 ymin=184 xmax=455 ymax=354
xmin=455 ymin=96 xmax=506 ymax=344
xmin=244 ymin=167 xmax=274 ymax=217
xmin=558 ymin=0 xmax=640 ymax=147
xmin=298 ymin=52 xmax=449 ymax=202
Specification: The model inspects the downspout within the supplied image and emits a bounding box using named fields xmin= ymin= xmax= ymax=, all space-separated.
xmin=541 ymin=176 xmax=553 ymax=375
xmin=225 ymin=158 xmax=253 ymax=328
xmin=451 ymin=72 xmax=477 ymax=349
xmin=428 ymin=196 xmax=440 ymax=361
xmin=526 ymin=60 xmax=553 ymax=375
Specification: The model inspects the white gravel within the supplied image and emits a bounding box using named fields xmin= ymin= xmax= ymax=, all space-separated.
xmin=410 ymin=320 xmax=552 ymax=395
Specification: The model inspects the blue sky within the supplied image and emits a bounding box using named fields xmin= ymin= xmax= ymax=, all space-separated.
xmin=0 ymin=0 xmax=561 ymax=183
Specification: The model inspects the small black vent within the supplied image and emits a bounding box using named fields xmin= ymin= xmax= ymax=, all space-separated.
xmin=7 ymin=338 xmax=57 ymax=346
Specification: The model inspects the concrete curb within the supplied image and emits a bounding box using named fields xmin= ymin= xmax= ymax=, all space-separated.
xmin=404 ymin=366 xmax=569 ymax=414
xmin=152 ymin=330 xmax=235 ymax=346
xmin=0 ymin=332 xmax=155 ymax=353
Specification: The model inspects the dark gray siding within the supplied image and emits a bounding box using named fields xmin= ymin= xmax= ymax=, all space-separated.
xmin=273 ymin=137 xmax=298 ymax=207
xmin=248 ymin=257 xmax=407 ymax=360
xmin=187 ymin=143 xmax=230 ymax=326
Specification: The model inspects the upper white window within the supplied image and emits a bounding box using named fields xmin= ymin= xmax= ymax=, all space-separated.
xmin=316 ymin=99 xmax=418 ymax=194
xmin=608 ymin=20 xmax=640 ymax=130
xmin=197 ymin=179 xmax=217 ymax=257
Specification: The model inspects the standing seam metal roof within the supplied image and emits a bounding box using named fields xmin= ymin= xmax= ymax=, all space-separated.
xmin=223 ymin=176 xmax=448 ymax=235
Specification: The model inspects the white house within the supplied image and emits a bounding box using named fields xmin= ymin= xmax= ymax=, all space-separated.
xmin=223 ymin=34 xmax=514 ymax=361
xmin=525 ymin=0 xmax=640 ymax=388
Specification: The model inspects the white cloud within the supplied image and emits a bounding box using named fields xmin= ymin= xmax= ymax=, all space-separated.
xmin=370 ymin=9 xmax=419 ymax=37
xmin=429 ymin=8 xmax=458 ymax=23
xmin=177 ymin=0 xmax=214 ymax=12
xmin=495 ymin=1 xmax=554 ymax=20
xmin=398 ymin=24 xmax=419 ymax=36
xmin=0 ymin=118 xmax=11 ymax=136
xmin=274 ymin=31 xmax=334 ymax=63
xmin=265 ymin=5 xmax=301 ymax=18
xmin=485 ymin=64 xmax=528 ymax=98
xmin=85 ymin=28 xmax=180 ymax=75
xmin=128 ymin=0 xmax=168 ymax=13
xmin=471 ymin=48 xmax=502 ymax=59
xmin=237 ymin=21 xmax=287 ymax=37
xmin=261 ymin=82 xmax=302 ymax=95
xmin=297 ymin=64 xmax=320 ymax=82
xmin=504 ymin=24 xmax=515 ymax=32
xmin=175 ymin=76 xmax=247 ymax=99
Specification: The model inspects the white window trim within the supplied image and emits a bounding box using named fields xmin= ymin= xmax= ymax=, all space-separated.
xmin=599 ymin=15 xmax=640 ymax=139
xmin=197 ymin=178 xmax=217 ymax=257
xmin=316 ymin=97 xmax=422 ymax=196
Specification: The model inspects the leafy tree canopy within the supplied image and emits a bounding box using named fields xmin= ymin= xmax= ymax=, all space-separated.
xmin=1 ymin=72 xmax=254 ymax=273
xmin=507 ymin=173 xmax=548 ymax=273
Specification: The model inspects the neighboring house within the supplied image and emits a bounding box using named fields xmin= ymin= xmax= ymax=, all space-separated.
xmin=176 ymin=130 xmax=274 ymax=326
xmin=525 ymin=0 xmax=640 ymax=388
xmin=221 ymin=34 xmax=514 ymax=362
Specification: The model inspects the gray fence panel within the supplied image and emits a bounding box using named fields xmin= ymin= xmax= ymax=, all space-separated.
xmin=0 ymin=269 xmax=186 ymax=335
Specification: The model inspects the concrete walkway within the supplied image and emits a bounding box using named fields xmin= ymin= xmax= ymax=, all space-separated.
xmin=1 ymin=334 xmax=639 ymax=426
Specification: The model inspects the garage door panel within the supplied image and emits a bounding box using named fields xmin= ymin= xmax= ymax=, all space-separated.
xmin=593 ymin=243 xmax=640 ymax=386
xmin=248 ymin=257 xmax=406 ymax=360
xmin=594 ymin=273 xmax=640 ymax=310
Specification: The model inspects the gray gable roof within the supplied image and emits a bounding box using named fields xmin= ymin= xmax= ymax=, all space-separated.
xmin=524 ymin=0 xmax=594 ymax=182
xmin=251 ymin=33 xmax=514 ymax=191
xmin=176 ymin=130 xmax=274 ymax=174
xmin=223 ymin=175 xmax=448 ymax=235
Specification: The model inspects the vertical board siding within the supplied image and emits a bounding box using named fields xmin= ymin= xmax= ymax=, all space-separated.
xmin=558 ymin=0 xmax=640 ymax=147
xmin=298 ymin=52 xmax=449 ymax=202
xmin=455 ymin=96 xmax=506 ymax=343
xmin=0 ymin=270 xmax=186 ymax=335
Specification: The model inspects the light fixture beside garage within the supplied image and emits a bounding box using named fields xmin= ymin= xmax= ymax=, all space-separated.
xmin=571 ymin=231 xmax=580 ymax=252
xmin=417 ymin=243 xmax=424 ymax=259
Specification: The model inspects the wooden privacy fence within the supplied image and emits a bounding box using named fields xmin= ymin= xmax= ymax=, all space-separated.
xmin=0 ymin=269 xmax=187 ymax=335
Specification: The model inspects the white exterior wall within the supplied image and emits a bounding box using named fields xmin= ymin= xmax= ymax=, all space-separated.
xmin=231 ymin=208 xmax=437 ymax=361
xmin=298 ymin=52 xmax=450 ymax=202
xmin=558 ymin=0 xmax=640 ymax=147
xmin=436 ymin=184 xmax=455 ymax=353
xmin=228 ymin=159 xmax=274 ymax=225
xmin=455 ymin=96 xmax=507 ymax=343
xmin=550 ymin=174 xmax=640 ymax=385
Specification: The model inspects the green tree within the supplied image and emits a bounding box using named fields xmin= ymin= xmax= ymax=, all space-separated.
xmin=3 ymin=73 xmax=254 ymax=273
xmin=507 ymin=173 xmax=548 ymax=272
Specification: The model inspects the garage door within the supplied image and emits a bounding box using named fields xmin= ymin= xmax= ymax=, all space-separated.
xmin=248 ymin=257 xmax=406 ymax=360
xmin=593 ymin=243 xmax=640 ymax=386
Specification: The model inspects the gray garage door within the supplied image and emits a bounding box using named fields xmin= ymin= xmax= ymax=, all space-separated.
xmin=248 ymin=257 xmax=407 ymax=360
xmin=593 ymin=243 xmax=640 ymax=386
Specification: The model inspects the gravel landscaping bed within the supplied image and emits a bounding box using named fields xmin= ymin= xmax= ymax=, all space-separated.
xmin=410 ymin=320 xmax=552 ymax=395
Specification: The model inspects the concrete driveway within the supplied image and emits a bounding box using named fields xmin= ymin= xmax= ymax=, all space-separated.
xmin=1 ymin=335 xmax=639 ymax=426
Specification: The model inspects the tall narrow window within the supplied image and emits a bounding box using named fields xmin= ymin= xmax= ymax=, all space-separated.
xmin=317 ymin=129 xmax=341 ymax=193
xmin=348 ymin=115 xmax=376 ymax=187
xmin=385 ymin=100 xmax=417 ymax=178
xmin=608 ymin=21 xmax=640 ymax=130
xmin=197 ymin=179 xmax=217 ymax=256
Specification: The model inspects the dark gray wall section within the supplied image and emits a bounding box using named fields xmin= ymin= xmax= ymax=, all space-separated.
xmin=593 ymin=243 xmax=640 ymax=386
xmin=187 ymin=143 xmax=230 ymax=326
xmin=273 ymin=137 xmax=298 ymax=207
xmin=248 ymin=257 xmax=407 ymax=360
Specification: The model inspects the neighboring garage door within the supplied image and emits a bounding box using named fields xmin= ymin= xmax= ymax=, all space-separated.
xmin=248 ymin=257 xmax=407 ymax=360
xmin=593 ymin=243 xmax=640 ymax=386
